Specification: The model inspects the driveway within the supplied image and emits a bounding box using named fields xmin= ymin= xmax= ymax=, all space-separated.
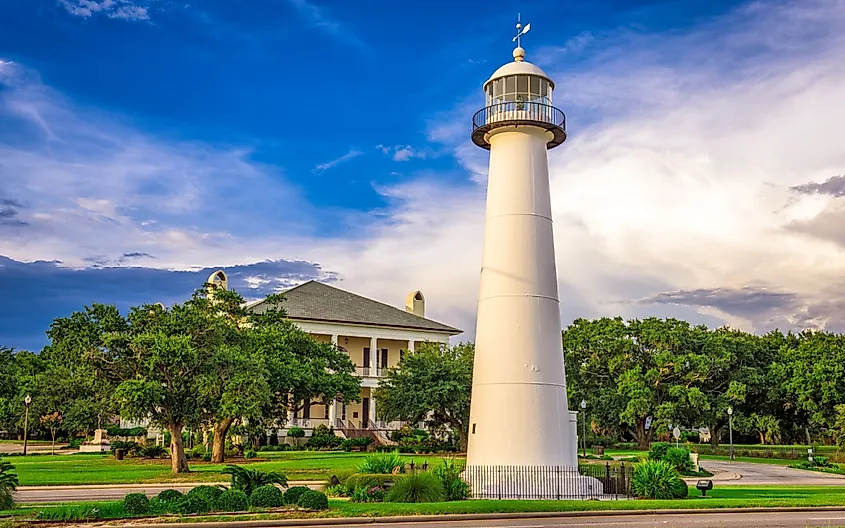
xmin=701 ymin=459 xmax=845 ymax=485
xmin=0 ymin=443 xmax=66 ymax=454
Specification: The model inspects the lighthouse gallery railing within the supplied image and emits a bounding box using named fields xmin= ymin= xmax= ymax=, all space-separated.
xmin=472 ymin=101 xmax=566 ymax=132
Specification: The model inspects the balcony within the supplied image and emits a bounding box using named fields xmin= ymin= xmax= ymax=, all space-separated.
xmin=471 ymin=101 xmax=566 ymax=150
xmin=355 ymin=366 xmax=387 ymax=378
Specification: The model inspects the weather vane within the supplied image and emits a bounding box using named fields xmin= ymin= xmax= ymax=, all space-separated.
xmin=513 ymin=13 xmax=531 ymax=47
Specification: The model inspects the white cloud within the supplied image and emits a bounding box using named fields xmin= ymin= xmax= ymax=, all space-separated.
xmin=5 ymin=0 xmax=845 ymax=340
xmin=375 ymin=144 xmax=429 ymax=162
xmin=313 ymin=149 xmax=363 ymax=173
xmin=58 ymin=0 xmax=151 ymax=21
xmin=284 ymin=0 xmax=369 ymax=53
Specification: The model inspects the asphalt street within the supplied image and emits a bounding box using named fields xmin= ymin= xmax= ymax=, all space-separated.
xmin=701 ymin=459 xmax=845 ymax=485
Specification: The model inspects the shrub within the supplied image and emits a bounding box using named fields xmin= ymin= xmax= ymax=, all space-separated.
xmin=358 ymin=452 xmax=406 ymax=474
xmin=307 ymin=434 xmax=343 ymax=450
xmin=216 ymin=489 xmax=249 ymax=512
xmin=110 ymin=440 xmax=139 ymax=455
xmin=176 ymin=494 xmax=211 ymax=514
xmin=249 ymin=484 xmax=284 ymax=508
xmin=222 ymin=465 xmax=288 ymax=496
xmin=0 ymin=460 xmax=19 ymax=511
xmin=325 ymin=484 xmax=350 ymax=497
xmin=187 ymin=485 xmax=224 ymax=508
xmin=287 ymin=427 xmax=305 ymax=438
xmin=648 ymin=442 xmax=671 ymax=461
xmin=283 ymin=485 xmax=310 ymax=505
xmin=202 ymin=452 xmax=212 ymax=462
xmin=814 ymin=456 xmax=832 ymax=467
xmin=186 ymin=446 xmax=207 ymax=460
xmin=600 ymin=454 xmax=614 ymax=461
xmin=385 ymin=472 xmax=445 ymax=503
xmin=244 ymin=449 xmax=257 ymax=459
xmin=138 ymin=445 xmax=168 ymax=458
xmin=432 ymin=459 xmax=470 ymax=501
xmin=297 ymin=490 xmax=329 ymax=510
xmin=664 ymin=447 xmax=693 ymax=473
xmin=313 ymin=424 xmax=333 ymax=437
xmin=631 ymin=460 xmax=688 ymax=499
xmin=268 ymin=431 xmax=279 ymax=446
xmin=341 ymin=437 xmax=373 ymax=452
xmin=156 ymin=489 xmax=184 ymax=503
xmin=122 ymin=493 xmax=150 ymax=515
xmin=350 ymin=485 xmax=385 ymax=503
xmin=345 ymin=473 xmax=396 ymax=492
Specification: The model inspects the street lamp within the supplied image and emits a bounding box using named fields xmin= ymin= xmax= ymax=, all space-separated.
xmin=727 ymin=406 xmax=734 ymax=461
xmin=23 ymin=394 xmax=32 ymax=456
xmin=580 ymin=400 xmax=587 ymax=457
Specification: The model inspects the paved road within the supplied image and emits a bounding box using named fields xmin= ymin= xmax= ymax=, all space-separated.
xmin=701 ymin=459 xmax=845 ymax=485
xmin=0 ymin=443 xmax=66 ymax=454
xmin=269 ymin=510 xmax=845 ymax=527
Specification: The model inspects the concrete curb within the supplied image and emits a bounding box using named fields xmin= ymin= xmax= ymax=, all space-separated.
xmin=87 ymin=506 xmax=845 ymax=528
xmin=16 ymin=482 xmax=325 ymax=491
xmin=683 ymin=471 xmax=741 ymax=483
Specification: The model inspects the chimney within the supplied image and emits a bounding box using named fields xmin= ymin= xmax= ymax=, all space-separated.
xmin=405 ymin=290 xmax=425 ymax=318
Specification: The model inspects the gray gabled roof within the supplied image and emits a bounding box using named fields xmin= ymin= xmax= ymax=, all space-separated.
xmin=247 ymin=281 xmax=462 ymax=335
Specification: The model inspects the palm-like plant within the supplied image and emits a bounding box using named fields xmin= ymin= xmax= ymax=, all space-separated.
xmin=221 ymin=465 xmax=288 ymax=496
xmin=0 ymin=460 xmax=20 ymax=510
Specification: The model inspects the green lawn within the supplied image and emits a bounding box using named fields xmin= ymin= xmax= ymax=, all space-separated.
xmin=7 ymin=451 xmax=459 ymax=486
xmin=4 ymin=486 xmax=845 ymax=522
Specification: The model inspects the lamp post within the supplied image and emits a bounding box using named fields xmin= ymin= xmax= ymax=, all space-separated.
xmin=580 ymin=400 xmax=587 ymax=457
xmin=23 ymin=394 xmax=32 ymax=456
xmin=727 ymin=406 xmax=734 ymax=461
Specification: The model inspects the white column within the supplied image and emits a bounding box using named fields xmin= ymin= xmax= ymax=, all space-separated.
xmin=331 ymin=334 xmax=339 ymax=347
xmin=328 ymin=398 xmax=337 ymax=427
xmin=369 ymin=337 xmax=378 ymax=374
xmin=369 ymin=395 xmax=377 ymax=427
xmin=407 ymin=340 xmax=415 ymax=352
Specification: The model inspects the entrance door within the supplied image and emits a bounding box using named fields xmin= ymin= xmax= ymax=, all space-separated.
xmin=362 ymin=398 xmax=370 ymax=428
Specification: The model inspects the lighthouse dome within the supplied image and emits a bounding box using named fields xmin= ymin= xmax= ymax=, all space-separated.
xmin=484 ymin=59 xmax=554 ymax=91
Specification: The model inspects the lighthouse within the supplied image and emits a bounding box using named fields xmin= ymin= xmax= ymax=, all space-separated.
xmin=465 ymin=21 xmax=600 ymax=498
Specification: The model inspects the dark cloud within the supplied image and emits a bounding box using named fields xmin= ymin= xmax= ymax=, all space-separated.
xmin=791 ymin=175 xmax=845 ymax=197
xmin=0 ymin=198 xmax=27 ymax=226
xmin=121 ymin=252 xmax=155 ymax=260
xmin=0 ymin=255 xmax=334 ymax=352
xmin=640 ymin=286 xmax=798 ymax=319
xmin=786 ymin=198 xmax=845 ymax=248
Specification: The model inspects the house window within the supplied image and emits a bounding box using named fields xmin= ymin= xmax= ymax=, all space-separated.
xmin=303 ymin=399 xmax=311 ymax=419
xmin=324 ymin=403 xmax=330 ymax=420
xmin=381 ymin=348 xmax=389 ymax=369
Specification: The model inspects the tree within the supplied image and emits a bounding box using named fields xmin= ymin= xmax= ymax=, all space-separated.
xmin=375 ymin=342 xmax=474 ymax=450
xmin=40 ymin=412 xmax=63 ymax=455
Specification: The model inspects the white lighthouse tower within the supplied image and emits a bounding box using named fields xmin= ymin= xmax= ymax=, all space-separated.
xmin=465 ymin=21 xmax=600 ymax=498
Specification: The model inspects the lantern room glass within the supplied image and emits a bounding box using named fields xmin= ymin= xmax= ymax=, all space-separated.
xmin=486 ymin=74 xmax=552 ymax=106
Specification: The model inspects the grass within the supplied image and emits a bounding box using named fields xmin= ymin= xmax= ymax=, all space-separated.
xmin=8 ymin=451 xmax=457 ymax=486
xmin=4 ymin=486 xmax=845 ymax=522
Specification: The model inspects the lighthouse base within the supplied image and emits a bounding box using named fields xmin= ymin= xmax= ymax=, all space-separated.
xmin=463 ymin=467 xmax=605 ymax=500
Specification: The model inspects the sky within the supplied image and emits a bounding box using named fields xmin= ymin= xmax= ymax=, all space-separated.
xmin=2 ymin=0 xmax=845 ymax=351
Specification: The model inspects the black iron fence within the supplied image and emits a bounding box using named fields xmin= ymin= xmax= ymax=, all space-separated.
xmin=463 ymin=463 xmax=631 ymax=500
xmin=472 ymin=101 xmax=565 ymax=132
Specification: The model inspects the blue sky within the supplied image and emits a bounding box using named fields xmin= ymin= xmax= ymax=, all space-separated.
xmin=3 ymin=0 xmax=845 ymax=352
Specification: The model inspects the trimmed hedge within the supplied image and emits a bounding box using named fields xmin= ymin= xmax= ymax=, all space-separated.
xmin=156 ymin=489 xmax=183 ymax=503
xmin=217 ymin=489 xmax=249 ymax=512
xmin=345 ymin=473 xmax=396 ymax=492
xmin=297 ymin=490 xmax=329 ymax=510
xmin=122 ymin=493 xmax=150 ymax=515
xmin=187 ymin=485 xmax=223 ymax=507
xmin=250 ymin=484 xmax=284 ymax=508
xmin=177 ymin=494 xmax=211 ymax=514
xmin=283 ymin=486 xmax=310 ymax=505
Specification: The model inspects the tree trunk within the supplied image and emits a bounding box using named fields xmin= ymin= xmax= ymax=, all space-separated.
xmin=168 ymin=423 xmax=189 ymax=474
xmin=456 ymin=424 xmax=468 ymax=453
xmin=211 ymin=417 xmax=235 ymax=463
xmin=710 ymin=424 xmax=721 ymax=447
xmin=759 ymin=431 xmax=765 ymax=444
xmin=635 ymin=418 xmax=651 ymax=450
xmin=805 ymin=427 xmax=811 ymax=445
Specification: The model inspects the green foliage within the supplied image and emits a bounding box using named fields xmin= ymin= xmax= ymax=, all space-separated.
xmin=375 ymin=342 xmax=474 ymax=450
xmin=0 ymin=461 xmax=18 ymax=511
xmin=187 ymin=485 xmax=224 ymax=507
xmin=138 ymin=445 xmax=167 ymax=458
xmin=345 ymin=473 xmax=397 ymax=492
xmin=664 ymin=447 xmax=693 ymax=473
xmin=340 ymin=437 xmax=373 ymax=451
xmin=110 ymin=440 xmax=139 ymax=454
xmin=814 ymin=456 xmax=832 ymax=467
xmin=222 ymin=464 xmax=288 ymax=496
xmin=313 ymin=424 xmax=333 ymax=437
xmin=216 ymin=489 xmax=249 ymax=512
xmin=385 ymin=472 xmax=446 ymax=503
xmin=350 ymin=485 xmax=385 ymax=503
xmin=307 ymin=427 xmax=343 ymax=450
xmin=283 ymin=485 xmax=310 ymax=505
xmin=244 ymin=449 xmax=257 ymax=459
xmin=631 ymin=460 xmax=688 ymax=499
xmin=325 ymin=484 xmax=350 ymax=497
xmin=121 ymin=493 xmax=150 ymax=515
xmin=297 ymin=490 xmax=329 ymax=510
xmin=648 ymin=442 xmax=671 ymax=461
xmin=107 ymin=426 xmax=148 ymax=437
xmin=37 ymin=502 xmax=127 ymax=521
xmin=155 ymin=489 xmax=183 ymax=504
xmin=432 ymin=459 xmax=471 ymax=501
xmin=176 ymin=494 xmax=212 ymax=514
xmin=358 ymin=452 xmax=406 ymax=474
xmin=249 ymin=484 xmax=285 ymax=508
xmin=287 ymin=426 xmax=305 ymax=438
